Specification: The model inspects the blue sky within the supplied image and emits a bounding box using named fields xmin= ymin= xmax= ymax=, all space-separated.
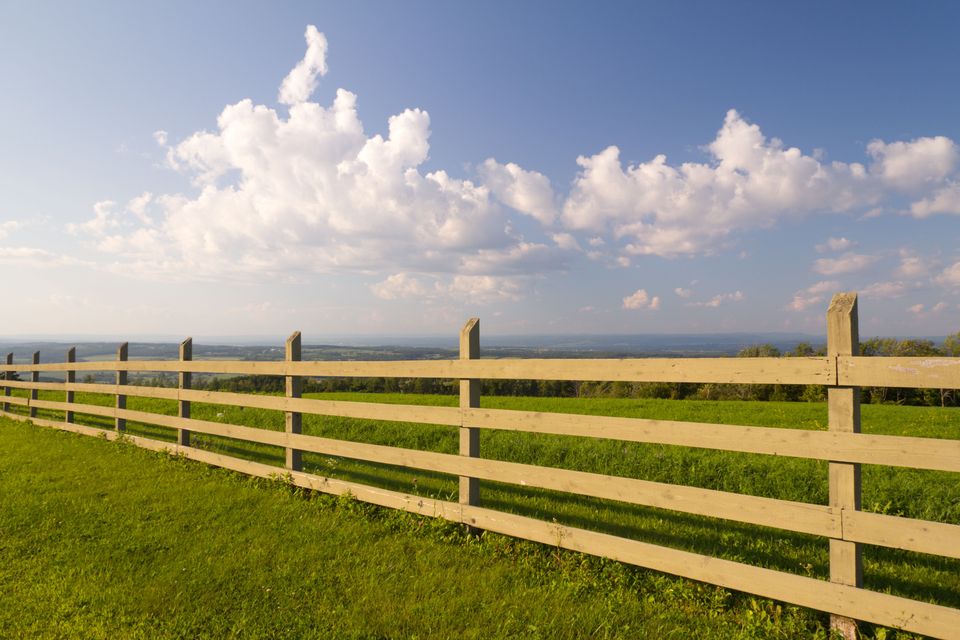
xmin=1 ymin=2 xmax=959 ymax=339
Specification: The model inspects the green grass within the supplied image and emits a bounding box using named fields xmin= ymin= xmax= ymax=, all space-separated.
xmin=2 ymin=417 xmax=841 ymax=640
xmin=2 ymin=390 xmax=958 ymax=638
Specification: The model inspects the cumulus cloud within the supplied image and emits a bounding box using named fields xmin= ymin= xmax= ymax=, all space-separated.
xmin=278 ymin=25 xmax=329 ymax=105
xmin=561 ymin=110 xmax=875 ymax=258
xmin=867 ymin=136 xmax=957 ymax=191
xmin=557 ymin=111 xmax=960 ymax=260
xmin=674 ymin=287 xmax=692 ymax=298
xmin=909 ymin=182 xmax=960 ymax=217
xmin=788 ymin=280 xmax=840 ymax=311
xmin=622 ymin=289 xmax=660 ymax=310
xmin=688 ymin=291 xmax=744 ymax=308
xmin=67 ymin=26 xmax=960 ymax=304
xmin=478 ymin=159 xmax=557 ymax=225
xmin=69 ymin=26 xmax=568 ymax=291
xmin=812 ymin=252 xmax=878 ymax=276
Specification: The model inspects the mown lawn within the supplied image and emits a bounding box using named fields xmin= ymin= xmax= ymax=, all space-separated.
xmin=2 ymin=391 xmax=957 ymax=638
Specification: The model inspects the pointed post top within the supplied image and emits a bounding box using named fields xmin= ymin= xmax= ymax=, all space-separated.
xmin=67 ymin=346 xmax=76 ymax=361
xmin=827 ymin=293 xmax=859 ymax=357
xmin=827 ymin=292 xmax=858 ymax=317
xmin=116 ymin=342 xmax=129 ymax=359
xmin=32 ymin=351 xmax=40 ymax=363
xmin=460 ymin=318 xmax=479 ymax=360
xmin=286 ymin=331 xmax=301 ymax=361
xmin=6 ymin=352 xmax=13 ymax=364
xmin=180 ymin=337 xmax=192 ymax=359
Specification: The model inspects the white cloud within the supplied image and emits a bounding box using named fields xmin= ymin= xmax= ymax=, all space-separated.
xmin=935 ymin=261 xmax=960 ymax=288
xmin=555 ymin=111 xmax=960 ymax=261
xmin=815 ymin=236 xmax=854 ymax=253
xmin=907 ymin=303 xmax=925 ymax=314
xmin=69 ymin=27 xmax=568 ymax=291
xmin=550 ymin=232 xmax=581 ymax=251
xmin=370 ymin=272 xmax=524 ymax=303
xmin=478 ymin=159 xmax=557 ymax=225
xmin=895 ymin=249 xmax=932 ymax=278
xmin=812 ymin=252 xmax=877 ymax=276
xmin=860 ymin=281 xmax=907 ymax=299
xmin=674 ymin=287 xmax=692 ymax=298
xmin=622 ymin=288 xmax=660 ymax=310
xmin=909 ymin=182 xmax=960 ymax=217
xmin=788 ymin=280 xmax=840 ymax=311
xmin=688 ymin=291 xmax=743 ymax=308
xmin=0 ymin=220 xmax=19 ymax=240
xmin=278 ymin=25 xmax=329 ymax=106
xmin=867 ymin=136 xmax=957 ymax=191
xmin=932 ymin=301 xmax=948 ymax=313
xmin=560 ymin=110 xmax=875 ymax=258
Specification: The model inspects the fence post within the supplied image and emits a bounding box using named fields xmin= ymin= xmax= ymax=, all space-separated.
xmin=116 ymin=342 xmax=128 ymax=432
xmin=827 ymin=292 xmax=863 ymax=640
xmin=2 ymin=353 xmax=11 ymax=413
xmin=29 ymin=352 xmax=39 ymax=418
xmin=178 ymin=337 xmax=192 ymax=447
xmin=285 ymin=331 xmax=302 ymax=472
xmin=65 ymin=347 xmax=76 ymax=424
xmin=459 ymin=318 xmax=480 ymax=507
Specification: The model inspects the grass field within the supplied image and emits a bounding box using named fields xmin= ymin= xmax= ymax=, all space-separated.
xmin=2 ymin=391 xmax=958 ymax=638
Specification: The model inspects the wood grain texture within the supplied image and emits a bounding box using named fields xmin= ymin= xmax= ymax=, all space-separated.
xmin=839 ymin=356 xmax=960 ymax=389
xmin=0 ymin=356 xmax=835 ymax=384
xmin=285 ymin=331 xmax=303 ymax=471
xmin=178 ymin=338 xmax=191 ymax=447
xmin=827 ymin=292 xmax=862 ymax=639
xmin=460 ymin=318 xmax=480 ymax=506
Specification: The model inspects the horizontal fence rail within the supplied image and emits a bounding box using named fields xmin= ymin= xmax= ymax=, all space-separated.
xmin=2 ymin=292 xmax=959 ymax=639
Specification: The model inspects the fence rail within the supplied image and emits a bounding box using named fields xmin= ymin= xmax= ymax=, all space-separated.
xmin=2 ymin=292 xmax=959 ymax=639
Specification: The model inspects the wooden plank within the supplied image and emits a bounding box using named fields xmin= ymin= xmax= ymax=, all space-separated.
xmin=458 ymin=506 xmax=960 ymax=640
xmin=9 ymin=406 xmax=959 ymax=639
xmin=827 ymin=292 xmax=862 ymax=639
xmin=15 ymin=398 xmax=841 ymax=537
xmin=1 ymin=379 xmax=69 ymax=391
xmin=0 ymin=395 xmax=28 ymax=407
xmin=115 ymin=342 xmax=128 ymax=432
xmin=2 ymin=353 xmax=11 ymax=413
xmin=65 ymin=347 xmax=76 ymax=424
xmin=286 ymin=331 xmax=303 ymax=471
xmin=462 ymin=407 xmax=960 ymax=473
xmin=68 ymin=382 xmax=179 ymax=400
xmin=0 ymin=356 xmax=835 ymax=385
xmin=839 ymin=356 xmax=960 ymax=389
xmin=460 ymin=318 xmax=480 ymax=507
xmin=178 ymin=389 xmax=461 ymax=425
xmin=843 ymin=510 xmax=960 ymax=560
xmin=29 ymin=352 xmax=39 ymax=419
xmin=178 ymin=338 xmax=191 ymax=447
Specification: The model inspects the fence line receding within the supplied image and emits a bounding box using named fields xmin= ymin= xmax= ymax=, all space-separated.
xmin=2 ymin=292 xmax=959 ymax=639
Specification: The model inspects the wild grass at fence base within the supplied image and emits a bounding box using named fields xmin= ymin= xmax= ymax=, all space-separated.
xmin=0 ymin=417 xmax=850 ymax=640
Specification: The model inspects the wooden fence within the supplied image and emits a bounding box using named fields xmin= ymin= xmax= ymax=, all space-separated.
xmin=2 ymin=292 xmax=959 ymax=639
